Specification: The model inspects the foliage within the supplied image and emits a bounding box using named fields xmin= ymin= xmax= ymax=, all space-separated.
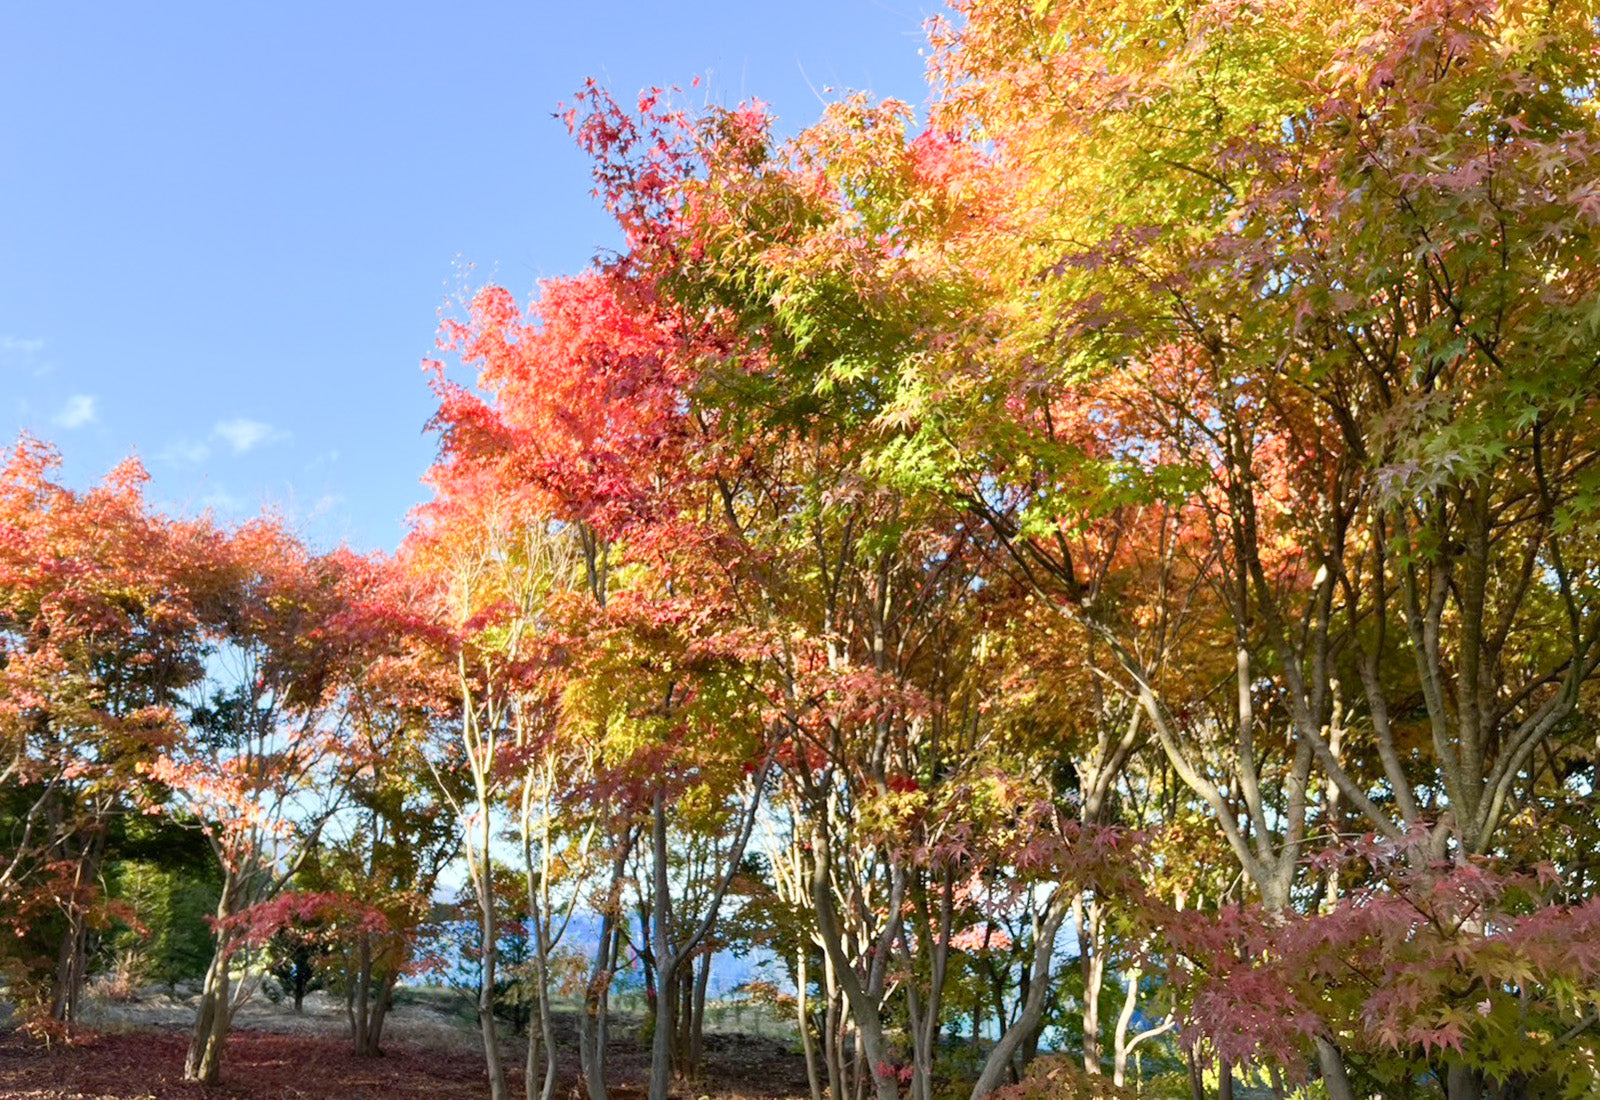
xmin=4 ymin=3 xmax=1599 ymax=1099
xmin=1166 ymin=835 xmax=1600 ymax=1097
xmin=100 ymin=853 xmax=221 ymax=990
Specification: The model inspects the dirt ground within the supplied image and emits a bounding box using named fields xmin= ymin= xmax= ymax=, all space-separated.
xmin=0 ymin=989 xmax=813 ymax=1100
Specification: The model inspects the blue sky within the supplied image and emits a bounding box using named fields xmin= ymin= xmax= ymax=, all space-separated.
xmin=0 ymin=1 xmax=937 ymax=552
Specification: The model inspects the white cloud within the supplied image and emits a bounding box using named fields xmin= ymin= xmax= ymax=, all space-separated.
xmin=159 ymin=439 xmax=212 ymax=466
xmin=2 ymin=336 xmax=52 ymax=377
xmin=53 ymin=394 xmax=97 ymax=429
xmin=212 ymin=418 xmax=285 ymax=454
xmin=0 ymin=336 xmax=45 ymax=356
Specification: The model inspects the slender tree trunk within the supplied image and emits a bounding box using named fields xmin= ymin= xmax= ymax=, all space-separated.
xmin=577 ymin=920 xmax=611 ymax=1100
xmin=969 ymin=890 xmax=1071 ymax=1100
xmin=353 ymin=936 xmax=371 ymax=1042
xmin=472 ymin=848 xmax=509 ymax=1100
xmin=348 ymin=934 xmax=400 ymax=1056
xmin=370 ymin=977 xmax=396 ymax=1056
xmin=674 ymin=958 xmax=694 ymax=1072
xmin=602 ymin=921 xmax=621 ymax=1049
xmin=525 ymin=1015 xmax=542 ymax=1100
xmin=909 ymin=869 xmax=952 ymax=1100
xmin=185 ymin=872 xmax=245 ymax=1085
xmin=688 ymin=950 xmax=711 ymax=1079
xmin=1112 ymin=962 xmax=1140 ymax=1088
xmin=853 ymin=1025 xmax=869 ymax=1100
xmin=533 ymin=931 xmax=557 ymax=1100
xmin=824 ymin=954 xmax=846 ymax=1100
xmin=186 ymin=933 xmax=232 ymax=1083
xmin=1315 ymin=1036 xmax=1357 ymax=1100
xmin=903 ymin=969 xmax=930 ymax=1100
xmin=796 ymin=949 xmax=825 ymax=1100
xmin=1186 ymin=1047 xmax=1205 ymax=1100
xmin=50 ymin=830 xmax=105 ymax=1024
xmin=579 ymin=843 xmax=630 ymax=1100
xmin=577 ymin=941 xmax=609 ymax=1099
xmin=364 ymin=971 xmax=398 ymax=1056
xmin=50 ymin=907 xmax=89 ymax=1024
xmin=649 ymin=790 xmax=677 ymax=1100
xmin=811 ymin=829 xmax=899 ymax=1100
xmin=521 ymin=791 xmax=559 ymax=1100
xmin=1077 ymin=893 xmax=1105 ymax=1077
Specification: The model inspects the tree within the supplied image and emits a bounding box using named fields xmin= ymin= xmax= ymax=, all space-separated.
xmin=142 ymin=519 xmax=361 ymax=1083
xmin=1167 ymin=835 xmax=1600 ymax=1098
xmin=0 ymin=437 xmax=208 ymax=1026
xmin=263 ymin=919 xmax=330 ymax=1013
xmin=318 ymin=552 xmax=462 ymax=1057
xmin=403 ymin=487 xmax=579 ymax=1100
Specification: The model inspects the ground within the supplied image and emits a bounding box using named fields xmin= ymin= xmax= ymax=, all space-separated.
xmin=0 ymin=988 xmax=812 ymax=1100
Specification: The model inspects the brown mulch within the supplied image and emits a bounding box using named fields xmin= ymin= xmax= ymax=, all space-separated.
xmin=0 ymin=1029 xmax=495 ymax=1099
xmin=0 ymin=1026 xmax=811 ymax=1100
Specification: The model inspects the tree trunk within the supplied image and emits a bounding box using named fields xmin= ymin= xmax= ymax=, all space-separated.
xmin=474 ymin=857 xmax=509 ymax=1100
xmin=1446 ymin=1064 xmax=1486 ymax=1100
xmin=577 ymin=933 xmax=609 ymax=1100
xmin=1185 ymin=1047 xmax=1205 ymax=1100
xmin=810 ymin=828 xmax=899 ymax=1100
xmin=903 ymin=868 xmax=952 ymax=1100
xmin=578 ymin=845 xmax=629 ymax=1100
xmin=532 ymin=928 xmax=558 ymax=1100
xmin=649 ymin=791 xmax=677 ymax=1100
xmin=1112 ymin=963 xmax=1139 ymax=1088
xmin=363 ymin=972 xmax=397 ymax=1056
xmin=1314 ymin=1036 xmax=1356 ymax=1100
xmin=1077 ymin=893 xmax=1105 ymax=1077
xmin=688 ymin=950 xmax=711 ymax=1080
xmin=823 ymin=955 xmax=846 ymax=1100
xmin=50 ymin=906 xmax=89 ymax=1024
xmin=186 ymin=936 xmax=232 ymax=1083
xmin=352 ymin=935 xmax=371 ymax=1041
xmin=969 ymin=890 xmax=1071 ymax=1100
xmin=185 ymin=872 xmax=246 ymax=1086
xmin=672 ymin=958 xmax=692 ymax=1073
xmin=348 ymin=933 xmax=400 ymax=1057
xmin=796 ymin=949 xmax=825 ymax=1100
xmin=49 ymin=831 xmax=104 ymax=1025
xmin=522 ymin=802 xmax=558 ymax=1100
xmin=525 ymin=1017 xmax=542 ymax=1100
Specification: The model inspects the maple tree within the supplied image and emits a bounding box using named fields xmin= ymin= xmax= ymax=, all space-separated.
xmin=1163 ymin=834 xmax=1600 ymax=1097
xmin=141 ymin=519 xmax=370 ymax=1083
xmin=0 ymin=438 xmax=209 ymax=1026
xmin=309 ymin=552 xmax=462 ymax=1057
xmin=401 ymin=491 xmax=577 ymax=1100
xmin=412 ymin=84 xmax=800 ymax=1097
